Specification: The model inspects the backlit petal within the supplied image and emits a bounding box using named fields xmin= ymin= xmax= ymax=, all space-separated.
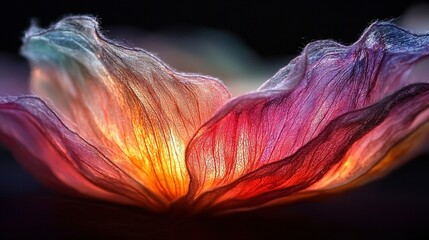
xmin=183 ymin=22 xmax=429 ymax=213
xmin=22 ymin=16 xmax=230 ymax=206
xmin=0 ymin=96 xmax=166 ymax=210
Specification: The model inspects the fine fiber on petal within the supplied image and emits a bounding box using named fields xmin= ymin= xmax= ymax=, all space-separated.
xmin=184 ymin=22 xmax=429 ymax=213
xmin=21 ymin=16 xmax=230 ymax=207
xmin=0 ymin=96 xmax=165 ymax=210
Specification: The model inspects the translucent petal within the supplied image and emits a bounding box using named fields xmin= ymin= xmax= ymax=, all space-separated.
xmin=183 ymin=22 xmax=429 ymax=213
xmin=0 ymin=96 xmax=165 ymax=210
xmin=22 ymin=16 xmax=230 ymax=206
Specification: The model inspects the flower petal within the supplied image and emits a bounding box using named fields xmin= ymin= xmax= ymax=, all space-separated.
xmin=0 ymin=96 xmax=166 ymax=210
xmin=183 ymin=22 xmax=429 ymax=212
xmin=22 ymin=16 xmax=230 ymax=205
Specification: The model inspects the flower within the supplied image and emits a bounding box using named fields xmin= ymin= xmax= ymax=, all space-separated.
xmin=1 ymin=16 xmax=429 ymax=214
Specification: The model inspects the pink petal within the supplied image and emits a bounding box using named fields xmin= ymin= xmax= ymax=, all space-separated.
xmin=0 ymin=96 xmax=166 ymax=210
xmin=22 ymin=16 xmax=230 ymax=206
xmin=183 ymin=22 xmax=429 ymax=213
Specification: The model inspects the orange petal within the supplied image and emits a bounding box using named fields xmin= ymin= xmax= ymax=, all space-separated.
xmin=22 ymin=16 xmax=230 ymax=207
xmin=0 ymin=96 xmax=164 ymax=210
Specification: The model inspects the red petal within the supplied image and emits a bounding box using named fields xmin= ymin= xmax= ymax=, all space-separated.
xmin=183 ymin=23 xmax=429 ymax=213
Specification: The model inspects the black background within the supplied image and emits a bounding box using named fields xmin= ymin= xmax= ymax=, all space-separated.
xmin=0 ymin=1 xmax=423 ymax=58
xmin=1 ymin=0 xmax=429 ymax=239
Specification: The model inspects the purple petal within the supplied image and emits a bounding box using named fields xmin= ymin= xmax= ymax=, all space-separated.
xmin=183 ymin=22 xmax=429 ymax=213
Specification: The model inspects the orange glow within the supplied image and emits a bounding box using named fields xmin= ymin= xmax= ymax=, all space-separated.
xmin=2 ymin=16 xmax=429 ymax=214
xmin=310 ymin=115 xmax=429 ymax=192
xmin=25 ymin=17 xmax=230 ymax=210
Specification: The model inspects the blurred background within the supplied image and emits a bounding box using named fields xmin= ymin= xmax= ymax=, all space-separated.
xmin=1 ymin=0 xmax=429 ymax=239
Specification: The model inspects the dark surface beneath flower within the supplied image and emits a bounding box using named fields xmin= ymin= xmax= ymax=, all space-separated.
xmin=0 ymin=145 xmax=428 ymax=239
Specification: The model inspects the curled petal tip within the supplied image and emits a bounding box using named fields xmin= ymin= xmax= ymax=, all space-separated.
xmin=358 ymin=21 xmax=429 ymax=51
xmin=184 ymin=21 xmax=429 ymax=213
xmin=13 ymin=15 xmax=230 ymax=210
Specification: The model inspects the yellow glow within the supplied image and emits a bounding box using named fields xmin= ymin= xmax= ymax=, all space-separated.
xmin=92 ymin=114 xmax=190 ymax=206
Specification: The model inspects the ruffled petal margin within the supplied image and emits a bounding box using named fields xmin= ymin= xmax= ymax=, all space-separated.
xmin=21 ymin=16 xmax=231 ymax=205
xmin=183 ymin=22 xmax=429 ymax=213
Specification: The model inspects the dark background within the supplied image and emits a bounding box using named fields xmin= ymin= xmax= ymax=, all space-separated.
xmin=0 ymin=1 xmax=424 ymax=58
xmin=1 ymin=0 xmax=429 ymax=239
